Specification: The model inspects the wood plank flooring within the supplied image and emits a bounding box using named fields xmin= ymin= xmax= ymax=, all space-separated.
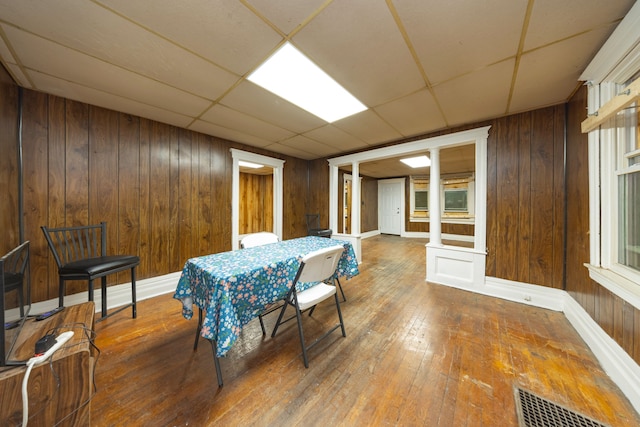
xmin=91 ymin=235 xmax=639 ymax=426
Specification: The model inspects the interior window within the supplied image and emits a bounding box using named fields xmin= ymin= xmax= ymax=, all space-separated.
xmin=616 ymin=100 xmax=640 ymax=272
xmin=410 ymin=176 xmax=429 ymax=219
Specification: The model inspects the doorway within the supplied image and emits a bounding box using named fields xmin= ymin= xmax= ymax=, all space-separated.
xmin=239 ymin=167 xmax=274 ymax=235
xmin=343 ymin=175 xmax=352 ymax=234
xmin=378 ymin=179 xmax=404 ymax=235
xmin=231 ymin=149 xmax=284 ymax=250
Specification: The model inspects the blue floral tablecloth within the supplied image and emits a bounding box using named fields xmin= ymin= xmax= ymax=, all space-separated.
xmin=173 ymin=236 xmax=359 ymax=357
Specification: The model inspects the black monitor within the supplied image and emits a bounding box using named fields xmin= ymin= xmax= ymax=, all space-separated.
xmin=1 ymin=241 xmax=31 ymax=367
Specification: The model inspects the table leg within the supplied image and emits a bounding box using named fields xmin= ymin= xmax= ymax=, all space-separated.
xmin=193 ymin=308 xmax=203 ymax=351
xmin=209 ymin=339 xmax=223 ymax=387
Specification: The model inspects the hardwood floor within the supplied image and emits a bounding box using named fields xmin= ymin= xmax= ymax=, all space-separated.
xmin=91 ymin=235 xmax=639 ymax=426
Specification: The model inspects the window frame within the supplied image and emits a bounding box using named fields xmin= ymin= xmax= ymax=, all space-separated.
xmin=578 ymin=1 xmax=640 ymax=308
xmin=585 ymin=78 xmax=640 ymax=308
xmin=409 ymin=174 xmax=475 ymax=222
xmin=409 ymin=176 xmax=429 ymax=219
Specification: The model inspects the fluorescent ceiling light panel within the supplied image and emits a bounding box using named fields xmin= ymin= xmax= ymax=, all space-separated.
xmin=238 ymin=160 xmax=264 ymax=168
xmin=400 ymin=155 xmax=431 ymax=168
xmin=248 ymin=42 xmax=367 ymax=123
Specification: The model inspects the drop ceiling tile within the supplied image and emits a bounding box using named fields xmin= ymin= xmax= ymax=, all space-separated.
xmin=97 ymin=0 xmax=282 ymax=76
xmin=189 ymin=119 xmax=273 ymax=148
xmin=433 ymin=59 xmax=514 ymax=126
xmin=359 ymin=158 xmax=419 ymax=179
xmin=199 ymin=104 xmax=294 ymax=142
xmin=395 ymin=0 xmax=527 ymax=85
xmin=511 ymin=26 xmax=614 ymax=113
xmin=0 ymin=1 xmax=239 ymax=99
xmin=30 ymin=71 xmax=193 ymax=128
xmin=279 ymin=134 xmax=337 ymax=158
xmin=220 ymin=80 xmax=325 ymax=133
xmin=264 ymin=141 xmax=319 ymax=160
xmin=0 ymin=0 xmax=633 ymax=168
xmin=333 ymin=109 xmax=403 ymax=145
xmin=246 ymin=0 xmax=328 ymax=35
xmin=303 ymin=125 xmax=369 ymax=152
xmin=5 ymin=26 xmax=211 ymax=116
xmin=374 ymin=89 xmax=447 ymax=137
xmin=292 ymin=0 xmax=425 ymax=107
xmin=524 ymin=0 xmax=635 ymax=51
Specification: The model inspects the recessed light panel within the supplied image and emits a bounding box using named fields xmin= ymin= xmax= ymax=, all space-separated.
xmin=248 ymin=42 xmax=367 ymax=123
xmin=400 ymin=155 xmax=431 ymax=168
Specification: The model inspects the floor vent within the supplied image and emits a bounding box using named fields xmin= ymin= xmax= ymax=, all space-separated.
xmin=514 ymin=387 xmax=610 ymax=427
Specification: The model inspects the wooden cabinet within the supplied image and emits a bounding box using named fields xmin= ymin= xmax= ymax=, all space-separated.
xmin=0 ymin=302 xmax=95 ymax=426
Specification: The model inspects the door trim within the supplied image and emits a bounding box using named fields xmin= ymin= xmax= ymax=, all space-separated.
xmin=378 ymin=178 xmax=405 ymax=236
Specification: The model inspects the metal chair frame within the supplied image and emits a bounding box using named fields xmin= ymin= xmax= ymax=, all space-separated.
xmin=271 ymin=245 xmax=346 ymax=368
xmin=305 ymin=213 xmax=332 ymax=238
xmin=41 ymin=222 xmax=138 ymax=321
xmin=1 ymin=241 xmax=30 ymax=319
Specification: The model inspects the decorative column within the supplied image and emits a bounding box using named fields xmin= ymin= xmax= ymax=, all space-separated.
xmin=428 ymin=147 xmax=442 ymax=246
xmin=329 ymin=163 xmax=339 ymax=234
xmin=351 ymin=161 xmax=361 ymax=236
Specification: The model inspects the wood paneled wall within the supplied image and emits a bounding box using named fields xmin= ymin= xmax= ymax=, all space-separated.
xmin=239 ymin=172 xmax=273 ymax=234
xmin=307 ymin=95 xmax=638 ymax=366
xmin=565 ymin=88 xmax=640 ymax=364
xmin=361 ymin=176 xmax=378 ymax=232
xmin=1 ymin=63 xmax=638 ymax=366
xmin=0 ymin=66 xmax=19 ymax=256
xmin=336 ymin=170 xmax=378 ymax=234
xmin=486 ymin=106 xmax=566 ymax=289
xmin=1 ymin=83 xmax=309 ymax=303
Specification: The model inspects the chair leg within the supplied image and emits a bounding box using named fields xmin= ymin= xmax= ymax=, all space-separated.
xmin=336 ymin=277 xmax=346 ymax=302
xmin=87 ymin=279 xmax=94 ymax=302
xmin=209 ymin=339 xmax=224 ymax=387
xmin=294 ymin=305 xmax=309 ymax=368
xmin=270 ymin=302 xmax=289 ymax=338
xmin=131 ymin=267 xmax=137 ymax=319
xmin=58 ymin=278 xmax=65 ymax=308
xmin=193 ymin=308 xmax=203 ymax=351
xmin=100 ymin=276 xmax=108 ymax=319
xmin=334 ymin=293 xmax=346 ymax=337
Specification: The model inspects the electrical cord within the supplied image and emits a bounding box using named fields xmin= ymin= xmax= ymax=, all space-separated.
xmin=18 ymin=322 xmax=101 ymax=426
xmin=52 ymin=323 xmax=101 ymax=427
xmin=21 ymin=331 xmax=74 ymax=427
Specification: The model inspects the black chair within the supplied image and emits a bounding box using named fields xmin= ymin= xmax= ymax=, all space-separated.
xmin=1 ymin=241 xmax=30 ymax=318
xmin=271 ymin=245 xmax=346 ymax=368
xmin=41 ymin=222 xmax=139 ymax=321
xmin=305 ymin=213 xmax=332 ymax=238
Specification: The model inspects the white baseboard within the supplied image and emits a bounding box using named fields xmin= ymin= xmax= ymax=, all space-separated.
xmin=562 ymin=295 xmax=640 ymax=412
xmin=30 ymin=271 xmax=182 ymax=316
xmin=483 ymin=277 xmax=566 ymax=311
xmin=450 ymin=276 xmax=640 ymax=414
xmin=360 ymin=230 xmax=380 ymax=239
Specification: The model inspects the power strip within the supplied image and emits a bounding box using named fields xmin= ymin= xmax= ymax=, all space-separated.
xmin=27 ymin=331 xmax=74 ymax=367
xmin=22 ymin=331 xmax=75 ymax=426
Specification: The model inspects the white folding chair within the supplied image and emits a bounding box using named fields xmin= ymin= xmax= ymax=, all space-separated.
xmin=271 ymin=245 xmax=346 ymax=368
xmin=240 ymin=232 xmax=279 ymax=248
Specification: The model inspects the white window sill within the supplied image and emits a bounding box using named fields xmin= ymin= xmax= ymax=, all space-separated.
xmin=410 ymin=217 xmax=475 ymax=225
xmin=585 ymin=263 xmax=640 ymax=311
